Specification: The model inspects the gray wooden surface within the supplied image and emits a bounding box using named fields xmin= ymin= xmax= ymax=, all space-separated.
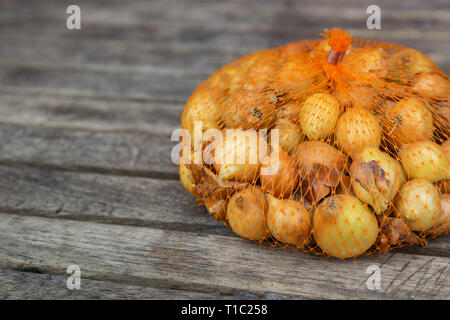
xmin=0 ymin=0 xmax=448 ymax=300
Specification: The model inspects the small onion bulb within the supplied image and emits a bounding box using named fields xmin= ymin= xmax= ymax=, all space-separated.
xmin=214 ymin=131 xmax=261 ymax=182
xmin=399 ymin=140 xmax=450 ymax=182
xmin=313 ymin=194 xmax=379 ymax=258
xmin=395 ymin=179 xmax=441 ymax=231
xmin=266 ymin=194 xmax=311 ymax=246
xmin=260 ymin=149 xmax=298 ymax=198
xmin=336 ymin=107 xmax=382 ymax=157
xmin=299 ymin=93 xmax=340 ymax=139
xmin=350 ymin=146 xmax=406 ymax=214
xmin=227 ymin=186 xmax=269 ymax=241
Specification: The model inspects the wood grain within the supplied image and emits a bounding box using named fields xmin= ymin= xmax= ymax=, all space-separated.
xmin=0 ymin=123 xmax=179 ymax=177
xmin=0 ymin=91 xmax=182 ymax=134
xmin=0 ymin=213 xmax=448 ymax=299
xmin=0 ymin=269 xmax=245 ymax=300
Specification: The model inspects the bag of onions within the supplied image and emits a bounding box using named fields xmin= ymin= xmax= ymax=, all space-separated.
xmin=178 ymin=28 xmax=449 ymax=258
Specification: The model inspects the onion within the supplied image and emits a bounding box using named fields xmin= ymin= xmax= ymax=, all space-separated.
xmin=181 ymin=85 xmax=220 ymax=145
xmin=336 ymin=107 xmax=382 ymax=157
xmin=399 ymin=140 xmax=450 ymax=182
xmin=412 ymin=72 xmax=449 ymax=101
xmin=299 ymin=93 xmax=340 ymax=139
xmin=260 ymin=149 xmax=299 ymax=198
xmin=277 ymin=102 xmax=303 ymax=124
xmin=313 ymin=194 xmax=379 ymax=258
xmin=179 ymin=157 xmax=197 ymax=197
xmin=333 ymin=84 xmax=376 ymax=109
xmin=346 ymin=47 xmax=388 ymax=78
xmin=214 ymin=130 xmax=261 ymax=182
xmin=273 ymin=118 xmax=304 ymax=155
xmin=227 ymin=186 xmax=269 ymax=241
xmin=389 ymin=48 xmax=436 ymax=80
xmin=350 ymin=146 xmax=406 ymax=214
xmin=442 ymin=140 xmax=450 ymax=160
xmin=383 ymin=97 xmax=433 ymax=149
xmin=394 ymin=179 xmax=441 ymax=231
xmin=293 ymin=141 xmax=348 ymax=204
xmin=266 ymin=194 xmax=311 ymax=246
xmin=436 ymin=194 xmax=450 ymax=233
xmin=188 ymin=164 xmax=247 ymax=220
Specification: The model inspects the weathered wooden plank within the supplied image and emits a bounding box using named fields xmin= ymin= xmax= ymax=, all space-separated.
xmin=0 ymin=123 xmax=179 ymax=177
xmin=0 ymin=165 xmax=223 ymax=232
xmin=0 ymin=213 xmax=448 ymax=299
xmin=2 ymin=0 xmax=449 ymax=27
xmin=0 ymin=91 xmax=182 ymax=134
xmin=0 ymin=62 xmax=203 ymax=102
xmin=0 ymin=269 xmax=246 ymax=300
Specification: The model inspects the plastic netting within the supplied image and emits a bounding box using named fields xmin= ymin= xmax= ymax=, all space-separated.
xmin=179 ymin=28 xmax=449 ymax=258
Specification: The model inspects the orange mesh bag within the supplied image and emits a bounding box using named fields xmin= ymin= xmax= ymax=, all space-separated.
xmin=179 ymin=28 xmax=449 ymax=258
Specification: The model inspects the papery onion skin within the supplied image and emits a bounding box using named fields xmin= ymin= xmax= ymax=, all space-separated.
xmin=394 ymin=179 xmax=441 ymax=232
xmin=313 ymin=194 xmax=379 ymax=258
xmin=294 ymin=140 xmax=347 ymax=175
xmin=399 ymin=140 xmax=450 ymax=182
xmin=299 ymin=93 xmax=340 ymax=139
xmin=260 ymin=149 xmax=299 ymax=198
xmin=227 ymin=186 xmax=269 ymax=241
xmin=412 ymin=72 xmax=449 ymax=101
xmin=336 ymin=108 xmax=382 ymax=157
xmin=383 ymin=97 xmax=433 ymax=149
xmin=350 ymin=146 xmax=406 ymax=214
xmin=442 ymin=140 xmax=450 ymax=161
xmin=266 ymin=194 xmax=311 ymax=246
xmin=214 ymin=131 xmax=261 ymax=182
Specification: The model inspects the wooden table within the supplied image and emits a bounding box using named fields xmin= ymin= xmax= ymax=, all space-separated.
xmin=0 ymin=0 xmax=448 ymax=300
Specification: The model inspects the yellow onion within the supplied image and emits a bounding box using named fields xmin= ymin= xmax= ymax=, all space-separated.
xmin=260 ymin=149 xmax=298 ymax=198
xmin=399 ymin=140 xmax=450 ymax=182
xmin=313 ymin=194 xmax=379 ymax=258
xmin=213 ymin=131 xmax=261 ymax=182
xmin=383 ymin=97 xmax=433 ymax=149
xmin=299 ymin=93 xmax=340 ymax=139
xmin=273 ymin=118 xmax=304 ymax=155
xmin=394 ymin=179 xmax=441 ymax=231
xmin=227 ymin=186 xmax=269 ymax=241
xmin=442 ymin=140 xmax=450 ymax=160
xmin=181 ymin=85 xmax=220 ymax=145
xmin=350 ymin=146 xmax=406 ymax=214
xmin=179 ymin=157 xmax=197 ymax=197
xmin=412 ymin=72 xmax=449 ymax=100
xmin=294 ymin=141 xmax=348 ymax=205
xmin=336 ymin=107 xmax=382 ymax=157
xmin=346 ymin=47 xmax=388 ymax=78
xmin=277 ymin=102 xmax=303 ymax=124
xmin=434 ymin=194 xmax=450 ymax=234
xmin=389 ymin=48 xmax=436 ymax=80
xmin=266 ymin=194 xmax=311 ymax=246
xmin=333 ymin=84 xmax=376 ymax=109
